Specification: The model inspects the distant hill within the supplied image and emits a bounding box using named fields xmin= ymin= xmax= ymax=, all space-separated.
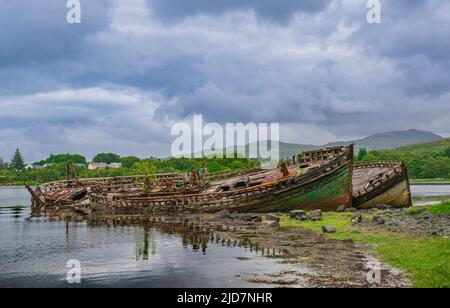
xmin=199 ymin=141 xmax=317 ymax=161
xmin=279 ymin=129 xmax=444 ymax=160
xmin=326 ymin=129 xmax=443 ymax=151
xmin=196 ymin=129 xmax=444 ymax=162
xmin=362 ymin=138 xmax=450 ymax=179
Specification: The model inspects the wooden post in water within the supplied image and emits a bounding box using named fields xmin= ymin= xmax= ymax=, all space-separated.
xmin=25 ymin=184 xmax=46 ymax=209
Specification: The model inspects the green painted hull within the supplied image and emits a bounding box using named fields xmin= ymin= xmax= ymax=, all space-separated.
xmin=230 ymin=162 xmax=353 ymax=212
xmin=89 ymin=146 xmax=355 ymax=214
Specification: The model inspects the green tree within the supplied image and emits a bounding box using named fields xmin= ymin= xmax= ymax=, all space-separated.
xmin=0 ymin=157 xmax=4 ymax=170
xmin=444 ymin=147 xmax=450 ymax=158
xmin=10 ymin=148 xmax=25 ymax=170
xmin=44 ymin=154 xmax=86 ymax=165
xmin=357 ymin=148 xmax=368 ymax=161
xmin=93 ymin=153 xmax=121 ymax=164
xmin=132 ymin=161 xmax=157 ymax=193
xmin=121 ymin=156 xmax=141 ymax=169
xmin=132 ymin=161 xmax=157 ymax=177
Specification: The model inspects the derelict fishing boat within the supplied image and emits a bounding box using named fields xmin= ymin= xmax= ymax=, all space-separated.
xmin=352 ymin=161 xmax=412 ymax=209
xmin=88 ymin=145 xmax=355 ymax=213
xmin=28 ymin=146 xmax=411 ymax=215
xmin=28 ymin=166 xmax=260 ymax=211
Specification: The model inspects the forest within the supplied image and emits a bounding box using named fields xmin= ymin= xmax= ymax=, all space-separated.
xmin=0 ymin=150 xmax=260 ymax=186
xmin=358 ymin=139 xmax=450 ymax=179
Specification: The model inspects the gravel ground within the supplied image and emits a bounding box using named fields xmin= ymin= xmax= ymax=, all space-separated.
xmin=360 ymin=208 xmax=450 ymax=237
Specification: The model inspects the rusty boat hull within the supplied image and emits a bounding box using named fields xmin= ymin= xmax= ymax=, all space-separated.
xmin=352 ymin=161 xmax=412 ymax=209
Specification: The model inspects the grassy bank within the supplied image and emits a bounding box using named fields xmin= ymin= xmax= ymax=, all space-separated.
xmin=280 ymin=205 xmax=450 ymax=288
xmin=407 ymin=201 xmax=450 ymax=216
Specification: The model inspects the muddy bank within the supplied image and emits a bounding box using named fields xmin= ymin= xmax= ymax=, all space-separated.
xmin=210 ymin=212 xmax=409 ymax=288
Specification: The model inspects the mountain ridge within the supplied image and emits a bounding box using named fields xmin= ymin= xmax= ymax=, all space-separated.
xmin=214 ymin=129 xmax=444 ymax=160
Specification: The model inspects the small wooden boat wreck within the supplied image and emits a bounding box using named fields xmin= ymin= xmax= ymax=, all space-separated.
xmin=26 ymin=161 xmax=88 ymax=210
xmin=28 ymin=166 xmax=261 ymax=211
xmin=352 ymin=161 xmax=412 ymax=209
xmin=88 ymin=145 xmax=355 ymax=213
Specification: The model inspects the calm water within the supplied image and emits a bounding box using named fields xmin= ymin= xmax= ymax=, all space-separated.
xmin=410 ymin=185 xmax=450 ymax=198
xmin=0 ymin=187 xmax=303 ymax=288
xmin=1 ymin=185 xmax=447 ymax=288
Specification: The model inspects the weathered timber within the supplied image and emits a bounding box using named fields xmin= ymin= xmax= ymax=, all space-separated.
xmin=352 ymin=161 xmax=412 ymax=209
xmin=88 ymin=146 xmax=355 ymax=213
xmin=25 ymin=184 xmax=47 ymax=208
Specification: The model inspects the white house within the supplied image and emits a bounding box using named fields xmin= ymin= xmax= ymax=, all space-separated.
xmin=88 ymin=162 xmax=122 ymax=170
xmin=108 ymin=163 xmax=122 ymax=169
xmin=88 ymin=162 xmax=107 ymax=170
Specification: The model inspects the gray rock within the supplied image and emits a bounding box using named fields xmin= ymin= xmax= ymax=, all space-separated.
xmin=351 ymin=214 xmax=363 ymax=224
xmin=295 ymin=214 xmax=308 ymax=221
xmin=322 ymin=225 xmax=337 ymax=233
xmin=336 ymin=205 xmax=346 ymax=213
xmin=266 ymin=214 xmax=281 ymax=222
xmin=372 ymin=216 xmax=386 ymax=225
xmin=310 ymin=210 xmax=322 ymax=221
xmin=289 ymin=210 xmax=306 ymax=218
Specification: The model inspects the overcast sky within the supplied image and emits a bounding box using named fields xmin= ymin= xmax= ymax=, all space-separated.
xmin=1 ymin=0 xmax=449 ymax=162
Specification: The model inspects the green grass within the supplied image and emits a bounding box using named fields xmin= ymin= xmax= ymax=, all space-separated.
xmin=407 ymin=201 xmax=450 ymax=216
xmin=280 ymin=212 xmax=450 ymax=288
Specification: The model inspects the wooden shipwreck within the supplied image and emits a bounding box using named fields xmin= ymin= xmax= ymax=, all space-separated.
xmin=352 ymin=161 xmax=412 ymax=209
xmin=87 ymin=145 xmax=355 ymax=213
xmin=27 ymin=145 xmax=412 ymax=215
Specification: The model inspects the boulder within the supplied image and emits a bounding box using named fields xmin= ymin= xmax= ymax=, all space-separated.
xmin=289 ymin=210 xmax=306 ymax=218
xmin=322 ymin=225 xmax=337 ymax=233
xmin=372 ymin=216 xmax=386 ymax=225
xmin=336 ymin=205 xmax=346 ymax=213
xmin=344 ymin=207 xmax=358 ymax=213
xmin=310 ymin=209 xmax=322 ymax=221
xmin=295 ymin=214 xmax=308 ymax=221
xmin=266 ymin=214 xmax=281 ymax=222
xmin=351 ymin=214 xmax=363 ymax=224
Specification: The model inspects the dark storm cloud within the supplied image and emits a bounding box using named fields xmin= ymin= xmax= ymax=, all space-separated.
xmin=1 ymin=0 xmax=450 ymax=162
xmin=0 ymin=0 xmax=112 ymax=66
xmin=147 ymin=0 xmax=331 ymax=23
xmin=0 ymin=0 xmax=112 ymax=95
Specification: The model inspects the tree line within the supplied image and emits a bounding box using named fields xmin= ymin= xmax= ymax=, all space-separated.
xmin=0 ymin=149 xmax=260 ymax=185
xmin=356 ymin=140 xmax=450 ymax=179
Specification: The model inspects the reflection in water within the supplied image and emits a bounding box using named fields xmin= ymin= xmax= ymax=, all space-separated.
xmin=0 ymin=187 xmax=297 ymax=287
xmin=0 ymin=206 xmax=25 ymax=219
xmin=136 ymin=226 xmax=157 ymax=261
